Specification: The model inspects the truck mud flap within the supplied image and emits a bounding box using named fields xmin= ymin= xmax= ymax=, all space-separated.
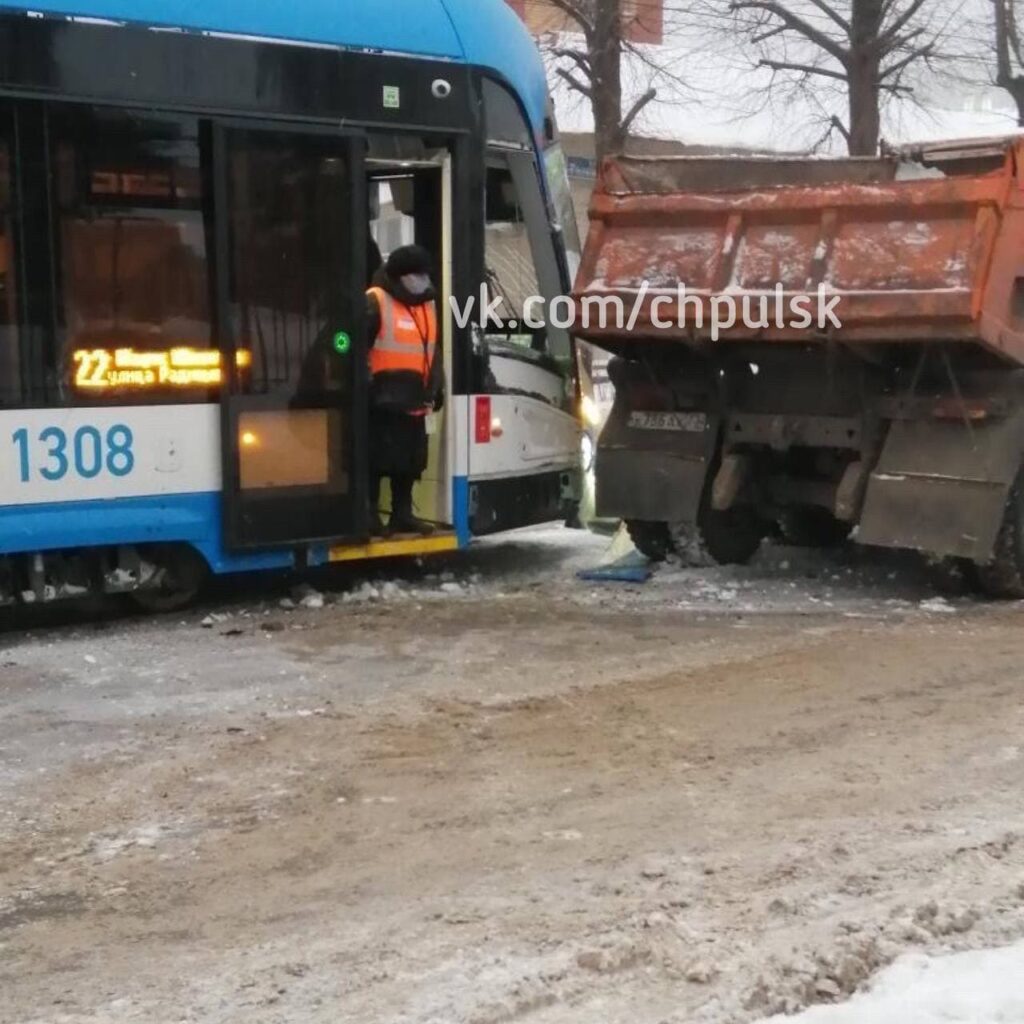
xmin=596 ymin=412 xmax=720 ymax=525
xmin=859 ymin=414 xmax=1024 ymax=562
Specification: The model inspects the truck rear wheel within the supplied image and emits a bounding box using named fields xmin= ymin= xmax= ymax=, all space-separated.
xmin=628 ymin=510 xmax=765 ymax=567
xmin=779 ymin=507 xmax=853 ymax=549
xmin=626 ymin=520 xmax=675 ymax=563
xmin=976 ymin=473 xmax=1024 ymax=599
xmin=699 ymin=507 xmax=765 ymax=566
xmin=929 ymin=556 xmax=981 ymax=597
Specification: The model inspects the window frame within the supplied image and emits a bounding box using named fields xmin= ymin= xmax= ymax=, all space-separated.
xmin=478 ymin=77 xmax=576 ymax=405
xmin=49 ymin=103 xmax=218 ymax=408
xmin=0 ymin=101 xmax=22 ymax=409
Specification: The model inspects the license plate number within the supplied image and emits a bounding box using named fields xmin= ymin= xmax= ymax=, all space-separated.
xmin=628 ymin=411 xmax=708 ymax=432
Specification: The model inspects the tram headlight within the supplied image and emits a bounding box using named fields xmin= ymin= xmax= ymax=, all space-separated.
xmin=581 ymin=395 xmax=602 ymax=428
xmin=241 ymin=430 xmax=260 ymax=449
xmin=581 ymin=432 xmax=595 ymax=473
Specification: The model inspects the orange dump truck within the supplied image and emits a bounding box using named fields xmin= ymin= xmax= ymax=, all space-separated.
xmin=574 ymin=136 xmax=1024 ymax=594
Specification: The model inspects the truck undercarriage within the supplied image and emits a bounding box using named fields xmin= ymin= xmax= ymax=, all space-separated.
xmin=574 ymin=137 xmax=1024 ymax=595
xmin=598 ymin=343 xmax=1024 ymax=597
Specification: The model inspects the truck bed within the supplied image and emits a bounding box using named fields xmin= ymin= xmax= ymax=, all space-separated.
xmin=574 ymin=136 xmax=1024 ymax=359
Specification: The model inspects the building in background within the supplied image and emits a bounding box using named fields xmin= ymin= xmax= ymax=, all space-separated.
xmin=505 ymin=0 xmax=681 ymax=226
xmin=505 ymin=0 xmax=663 ymax=45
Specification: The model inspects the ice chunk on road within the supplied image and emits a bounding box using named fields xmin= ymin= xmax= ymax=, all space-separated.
xmin=341 ymin=580 xmax=412 ymax=604
xmin=291 ymin=583 xmax=325 ymax=610
xmin=754 ymin=941 xmax=1024 ymax=1023
xmin=342 ymin=583 xmax=381 ymax=604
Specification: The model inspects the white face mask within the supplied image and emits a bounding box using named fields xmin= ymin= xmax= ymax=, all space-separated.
xmin=401 ymin=273 xmax=432 ymax=295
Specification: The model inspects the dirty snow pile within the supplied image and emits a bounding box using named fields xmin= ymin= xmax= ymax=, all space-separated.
xmin=339 ymin=571 xmax=483 ymax=605
xmin=755 ymin=940 xmax=1024 ymax=1024
xmin=273 ymin=572 xmax=484 ymax=611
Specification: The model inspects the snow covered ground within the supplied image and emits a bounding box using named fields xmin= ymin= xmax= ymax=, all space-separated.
xmin=4 ymin=525 xmax=1024 ymax=1024
xmin=756 ymin=941 xmax=1024 ymax=1024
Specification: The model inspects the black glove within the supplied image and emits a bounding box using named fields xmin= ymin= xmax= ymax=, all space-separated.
xmin=432 ymin=389 xmax=446 ymax=413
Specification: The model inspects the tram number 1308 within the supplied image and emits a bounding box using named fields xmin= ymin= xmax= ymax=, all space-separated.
xmin=11 ymin=424 xmax=136 ymax=483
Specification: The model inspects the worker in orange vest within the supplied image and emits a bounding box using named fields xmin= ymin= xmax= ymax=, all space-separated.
xmin=366 ymin=245 xmax=444 ymax=536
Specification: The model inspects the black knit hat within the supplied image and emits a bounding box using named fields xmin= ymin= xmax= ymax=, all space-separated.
xmin=386 ymin=244 xmax=433 ymax=278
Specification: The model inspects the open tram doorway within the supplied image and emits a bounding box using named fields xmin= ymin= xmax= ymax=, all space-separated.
xmin=218 ymin=126 xmax=456 ymax=553
xmin=364 ymin=139 xmax=455 ymax=539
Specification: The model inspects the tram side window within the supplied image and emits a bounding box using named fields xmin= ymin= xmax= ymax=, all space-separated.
xmin=0 ymin=141 xmax=19 ymax=406
xmin=370 ymin=178 xmax=416 ymax=263
xmin=225 ymin=136 xmax=353 ymax=492
xmin=484 ymin=165 xmax=540 ymax=347
xmin=483 ymin=153 xmax=571 ymax=367
xmin=53 ymin=108 xmax=213 ymax=400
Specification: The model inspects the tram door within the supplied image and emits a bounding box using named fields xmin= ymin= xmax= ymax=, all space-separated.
xmin=217 ymin=125 xmax=367 ymax=548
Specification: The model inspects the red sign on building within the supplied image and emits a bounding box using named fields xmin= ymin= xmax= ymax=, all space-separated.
xmin=505 ymin=0 xmax=664 ymax=46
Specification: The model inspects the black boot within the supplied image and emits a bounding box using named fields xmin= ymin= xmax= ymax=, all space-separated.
xmin=369 ymin=476 xmax=388 ymax=537
xmin=389 ymin=475 xmax=434 ymax=537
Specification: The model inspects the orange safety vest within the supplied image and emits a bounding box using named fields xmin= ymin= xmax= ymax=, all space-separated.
xmin=367 ymin=287 xmax=437 ymax=384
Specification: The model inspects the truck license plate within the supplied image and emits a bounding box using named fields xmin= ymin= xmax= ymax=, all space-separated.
xmin=628 ymin=411 xmax=708 ymax=432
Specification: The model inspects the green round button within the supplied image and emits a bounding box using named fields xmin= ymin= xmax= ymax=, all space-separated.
xmin=333 ymin=331 xmax=351 ymax=355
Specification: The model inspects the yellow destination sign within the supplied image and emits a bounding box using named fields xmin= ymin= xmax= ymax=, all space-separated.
xmin=74 ymin=347 xmax=252 ymax=390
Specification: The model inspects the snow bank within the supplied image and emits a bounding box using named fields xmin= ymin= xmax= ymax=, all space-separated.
xmin=755 ymin=940 xmax=1024 ymax=1024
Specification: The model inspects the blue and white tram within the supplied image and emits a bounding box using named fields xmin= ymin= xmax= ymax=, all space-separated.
xmin=0 ymin=0 xmax=582 ymax=609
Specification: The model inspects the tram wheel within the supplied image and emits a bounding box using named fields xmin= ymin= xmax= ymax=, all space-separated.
xmin=131 ymin=545 xmax=209 ymax=614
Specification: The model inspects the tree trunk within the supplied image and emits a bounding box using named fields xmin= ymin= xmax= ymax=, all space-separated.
xmin=994 ymin=0 xmax=1024 ymax=125
xmin=1010 ymin=78 xmax=1024 ymax=127
xmin=591 ymin=0 xmax=625 ymax=163
xmin=847 ymin=0 xmax=884 ymax=156
xmin=847 ymin=53 xmax=881 ymax=155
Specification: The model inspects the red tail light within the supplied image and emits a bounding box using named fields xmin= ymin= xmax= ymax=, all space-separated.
xmin=475 ymin=396 xmax=492 ymax=444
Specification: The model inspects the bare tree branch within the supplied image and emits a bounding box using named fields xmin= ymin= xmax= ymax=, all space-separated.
xmin=546 ymin=0 xmax=594 ymax=34
xmin=829 ymin=113 xmax=851 ymax=143
xmin=724 ymin=0 xmax=966 ymax=155
xmin=551 ymin=45 xmax=593 ymax=78
xmin=885 ymin=25 xmax=927 ymax=54
xmin=536 ymin=0 xmax=701 ymax=161
xmin=880 ymin=43 xmax=936 ymax=81
xmin=623 ymin=35 xmax=695 ymax=92
xmin=759 ymin=58 xmax=847 ymax=81
xmin=802 ymin=0 xmax=851 ymax=34
xmin=620 ymin=86 xmax=658 ymax=132
xmin=729 ymin=0 xmax=849 ymax=64
xmin=752 ymin=24 xmax=787 ymax=45
xmin=879 ymin=0 xmax=932 ymax=49
xmin=555 ymin=66 xmax=594 ymax=99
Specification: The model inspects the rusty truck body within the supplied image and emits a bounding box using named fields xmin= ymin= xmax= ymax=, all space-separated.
xmin=573 ymin=136 xmax=1024 ymax=594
